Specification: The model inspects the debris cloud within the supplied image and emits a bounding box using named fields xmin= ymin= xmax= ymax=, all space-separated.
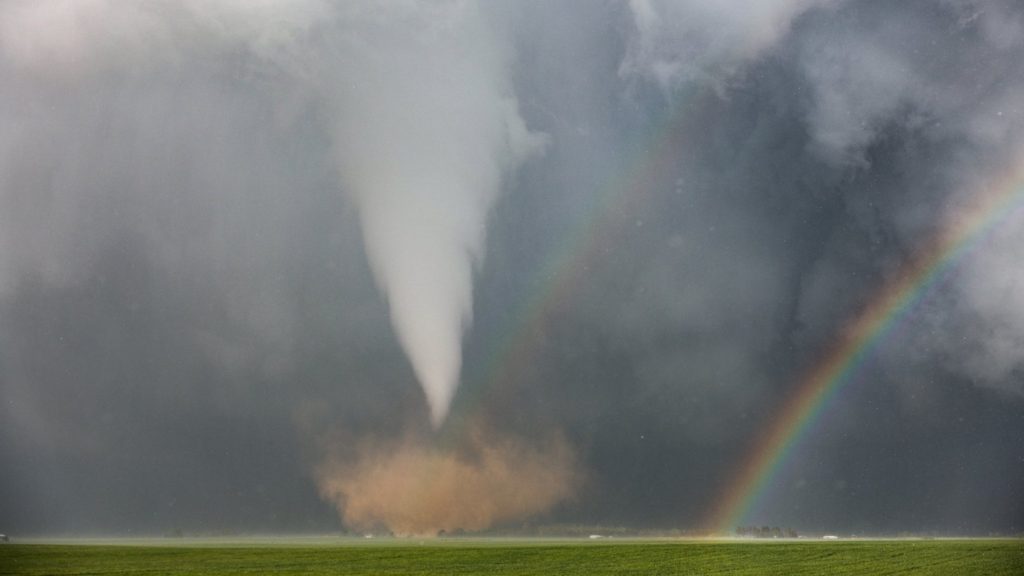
xmin=316 ymin=425 xmax=579 ymax=536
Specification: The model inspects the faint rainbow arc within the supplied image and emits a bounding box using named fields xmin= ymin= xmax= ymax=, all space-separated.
xmin=440 ymin=93 xmax=702 ymax=440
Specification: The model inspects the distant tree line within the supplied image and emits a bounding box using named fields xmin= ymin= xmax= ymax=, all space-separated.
xmin=735 ymin=526 xmax=798 ymax=538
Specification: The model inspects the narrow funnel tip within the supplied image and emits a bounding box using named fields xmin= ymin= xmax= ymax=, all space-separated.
xmin=429 ymin=402 xmax=450 ymax=429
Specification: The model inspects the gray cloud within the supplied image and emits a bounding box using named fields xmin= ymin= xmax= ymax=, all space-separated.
xmin=620 ymin=0 xmax=835 ymax=89
xmin=0 ymin=0 xmax=1022 ymax=537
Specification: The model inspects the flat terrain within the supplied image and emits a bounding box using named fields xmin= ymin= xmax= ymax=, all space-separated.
xmin=0 ymin=538 xmax=1021 ymax=575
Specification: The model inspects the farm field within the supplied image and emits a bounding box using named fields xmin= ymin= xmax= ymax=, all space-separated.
xmin=0 ymin=538 xmax=1021 ymax=575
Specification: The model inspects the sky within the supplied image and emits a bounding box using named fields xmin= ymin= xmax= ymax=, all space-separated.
xmin=1 ymin=0 xmax=1023 ymax=536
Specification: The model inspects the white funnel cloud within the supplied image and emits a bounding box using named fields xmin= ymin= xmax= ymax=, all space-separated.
xmin=323 ymin=3 xmax=545 ymax=426
xmin=0 ymin=0 xmax=544 ymax=426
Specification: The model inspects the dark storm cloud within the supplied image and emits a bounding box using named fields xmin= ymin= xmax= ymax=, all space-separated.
xmin=470 ymin=0 xmax=1024 ymax=531
xmin=1 ymin=0 xmax=1023 ymax=536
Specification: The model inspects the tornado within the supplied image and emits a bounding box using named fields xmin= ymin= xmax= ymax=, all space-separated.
xmin=322 ymin=2 xmax=545 ymax=426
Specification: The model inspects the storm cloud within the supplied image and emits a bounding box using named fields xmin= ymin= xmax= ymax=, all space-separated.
xmin=1 ymin=0 xmax=1022 ymax=537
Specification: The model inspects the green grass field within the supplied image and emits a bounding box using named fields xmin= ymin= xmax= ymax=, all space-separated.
xmin=1 ymin=538 xmax=1021 ymax=575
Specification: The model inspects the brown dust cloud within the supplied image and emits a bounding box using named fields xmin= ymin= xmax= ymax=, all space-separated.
xmin=315 ymin=424 xmax=581 ymax=536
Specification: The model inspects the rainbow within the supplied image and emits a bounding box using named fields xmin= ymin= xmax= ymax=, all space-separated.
xmin=437 ymin=81 xmax=1024 ymax=536
xmin=704 ymin=159 xmax=1024 ymax=534
xmin=440 ymin=91 xmax=703 ymax=441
